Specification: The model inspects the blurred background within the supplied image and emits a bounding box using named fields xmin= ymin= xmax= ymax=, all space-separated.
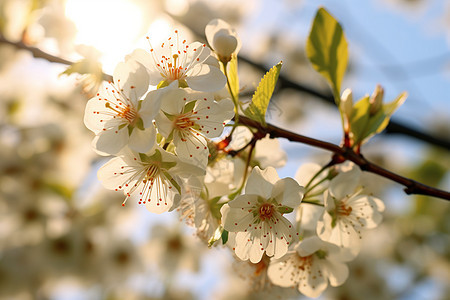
xmin=0 ymin=0 xmax=449 ymax=299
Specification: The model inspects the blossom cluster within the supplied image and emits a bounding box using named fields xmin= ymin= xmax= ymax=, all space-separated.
xmin=84 ymin=19 xmax=387 ymax=298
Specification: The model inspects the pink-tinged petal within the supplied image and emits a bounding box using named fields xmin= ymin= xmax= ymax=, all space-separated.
xmin=271 ymin=177 xmax=304 ymax=208
xmin=329 ymin=167 xmax=361 ymax=200
xmin=128 ymin=126 xmax=156 ymax=153
xmin=322 ymin=260 xmax=349 ymax=287
xmin=94 ymin=126 xmax=128 ymax=155
xmin=245 ymin=167 xmax=278 ymax=198
xmin=186 ymin=64 xmax=226 ymax=92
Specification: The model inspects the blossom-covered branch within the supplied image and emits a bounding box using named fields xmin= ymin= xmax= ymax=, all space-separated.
xmin=1 ymin=34 xmax=448 ymax=201
xmin=237 ymin=115 xmax=450 ymax=201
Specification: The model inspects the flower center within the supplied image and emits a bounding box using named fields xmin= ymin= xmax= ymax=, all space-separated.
xmin=337 ymin=202 xmax=352 ymax=216
xmin=146 ymin=30 xmax=207 ymax=82
xmin=258 ymin=203 xmax=275 ymax=221
xmin=105 ymin=101 xmax=138 ymax=125
xmin=297 ymin=255 xmax=313 ymax=271
xmin=174 ymin=113 xmax=195 ymax=130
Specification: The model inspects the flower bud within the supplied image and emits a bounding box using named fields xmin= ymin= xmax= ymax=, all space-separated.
xmin=369 ymin=84 xmax=384 ymax=115
xmin=340 ymin=88 xmax=353 ymax=120
xmin=212 ymin=32 xmax=238 ymax=58
xmin=205 ymin=19 xmax=241 ymax=63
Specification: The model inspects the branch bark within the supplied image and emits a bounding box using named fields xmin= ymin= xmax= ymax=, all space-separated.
xmin=1 ymin=35 xmax=448 ymax=201
xmin=238 ymin=115 xmax=450 ymax=201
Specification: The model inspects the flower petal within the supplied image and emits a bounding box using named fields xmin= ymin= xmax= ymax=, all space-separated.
xmin=186 ymin=64 xmax=226 ymax=92
xmin=128 ymin=126 xmax=156 ymax=153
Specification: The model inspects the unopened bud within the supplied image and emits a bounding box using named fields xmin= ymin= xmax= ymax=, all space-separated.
xmin=369 ymin=84 xmax=384 ymax=115
xmin=340 ymin=88 xmax=353 ymax=120
xmin=205 ymin=19 xmax=241 ymax=63
xmin=213 ymin=32 xmax=238 ymax=59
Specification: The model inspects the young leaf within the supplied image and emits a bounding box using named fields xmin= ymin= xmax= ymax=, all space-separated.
xmin=227 ymin=55 xmax=240 ymax=101
xmin=306 ymin=7 xmax=348 ymax=104
xmin=244 ymin=62 xmax=282 ymax=125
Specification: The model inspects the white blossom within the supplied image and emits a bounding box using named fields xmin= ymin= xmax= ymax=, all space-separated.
xmin=97 ymin=146 xmax=203 ymax=214
xmin=155 ymin=84 xmax=234 ymax=169
xmin=84 ymin=61 xmax=159 ymax=155
xmin=129 ymin=30 xmax=226 ymax=92
xmin=316 ymin=166 xmax=385 ymax=256
xmin=268 ymin=236 xmax=350 ymax=298
xmin=221 ymin=167 xmax=304 ymax=263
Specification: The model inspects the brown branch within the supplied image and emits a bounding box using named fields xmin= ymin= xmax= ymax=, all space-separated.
xmin=0 ymin=34 xmax=113 ymax=82
xmin=238 ymin=115 xmax=450 ymax=201
xmin=1 ymin=35 xmax=448 ymax=201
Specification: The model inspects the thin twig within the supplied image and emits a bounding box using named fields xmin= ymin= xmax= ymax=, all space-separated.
xmin=1 ymin=35 xmax=448 ymax=201
xmin=238 ymin=115 xmax=450 ymax=201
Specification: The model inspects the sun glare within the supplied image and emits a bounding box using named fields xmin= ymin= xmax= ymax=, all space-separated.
xmin=65 ymin=0 xmax=143 ymax=71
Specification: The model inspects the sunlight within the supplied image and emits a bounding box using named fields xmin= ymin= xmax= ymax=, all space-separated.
xmin=65 ymin=0 xmax=143 ymax=70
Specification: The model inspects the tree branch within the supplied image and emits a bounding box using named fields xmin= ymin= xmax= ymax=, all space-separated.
xmin=1 ymin=35 xmax=448 ymax=201
xmin=238 ymin=115 xmax=450 ymax=201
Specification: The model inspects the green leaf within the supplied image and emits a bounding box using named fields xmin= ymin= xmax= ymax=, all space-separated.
xmin=244 ymin=62 xmax=282 ymax=125
xmin=376 ymin=92 xmax=407 ymax=134
xmin=208 ymin=225 xmax=226 ymax=247
xmin=227 ymin=55 xmax=240 ymax=101
xmin=221 ymin=229 xmax=229 ymax=245
xmin=306 ymin=7 xmax=348 ymax=104
xmin=349 ymin=95 xmax=370 ymax=145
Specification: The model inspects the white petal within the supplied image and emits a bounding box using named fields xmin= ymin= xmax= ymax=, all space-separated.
xmin=113 ymin=60 xmax=149 ymax=102
xmin=330 ymin=167 xmax=361 ymax=200
xmin=300 ymin=260 xmax=328 ymax=298
xmin=140 ymin=92 xmax=162 ymax=128
xmin=267 ymin=252 xmax=298 ymax=287
xmin=296 ymin=236 xmax=323 ymax=257
xmin=128 ymin=126 xmax=156 ymax=153
xmin=84 ymin=94 xmax=108 ymax=133
xmin=97 ymin=156 xmax=142 ymax=192
xmin=271 ymin=177 xmax=304 ymax=208
xmin=186 ymin=64 xmax=226 ymax=92
xmin=245 ymin=167 xmax=278 ymax=198
xmin=173 ymin=131 xmax=208 ymax=169
xmin=93 ymin=127 xmax=128 ymax=155
xmin=127 ymin=48 xmax=161 ymax=85
xmin=323 ymin=260 xmax=349 ymax=287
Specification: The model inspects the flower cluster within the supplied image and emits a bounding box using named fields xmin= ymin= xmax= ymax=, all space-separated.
xmin=84 ymin=19 xmax=388 ymax=298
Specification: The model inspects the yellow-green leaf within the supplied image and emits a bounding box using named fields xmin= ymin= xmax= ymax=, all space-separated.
xmin=60 ymin=58 xmax=102 ymax=77
xmin=227 ymin=55 xmax=240 ymax=101
xmin=306 ymin=7 xmax=348 ymax=104
xmin=244 ymin=62 xmax=282 ymax=125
